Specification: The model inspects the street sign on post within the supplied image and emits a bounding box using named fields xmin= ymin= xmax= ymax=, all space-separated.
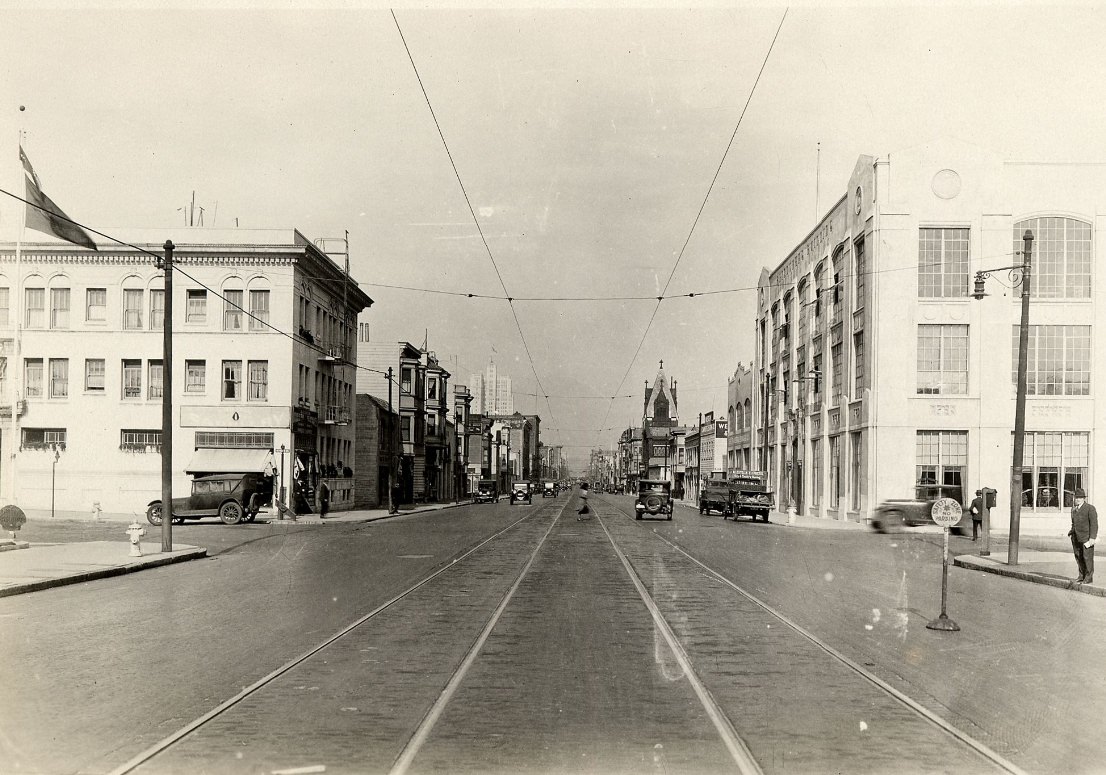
xmin=927 ymin=497 xmax=961 ymax=632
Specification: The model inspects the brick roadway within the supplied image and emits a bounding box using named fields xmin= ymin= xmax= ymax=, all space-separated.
xmin=130 ymin=495 xmax=1002 ymax=775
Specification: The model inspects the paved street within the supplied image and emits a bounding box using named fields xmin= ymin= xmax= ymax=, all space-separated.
xmin=4 ymin=492 xmax=1101 ymax=774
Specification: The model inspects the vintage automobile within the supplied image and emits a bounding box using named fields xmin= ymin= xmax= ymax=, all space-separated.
xmin=727 ymin=470 xmax=773 ymax=522
xmin=510 ymin=481 xmax=534 ymax=505
xmin=635 ymin=479 xmax=672 ymax=520
xmin=699 ymin=481 xmax=732 ymax=516
xmin=542 ymin=481 xmax=557 ymax=498
xmin=146 ymin=472 xmax=272 ymax=526
xmin=474 ymin=479 xmax=500 ymax=503
xmin=870 ymin=484 xmax=969 ymax=535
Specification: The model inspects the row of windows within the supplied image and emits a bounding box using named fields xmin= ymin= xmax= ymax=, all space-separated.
xmin=13 ymin=357 xmax=269 ymax=401
xmin=914 ymin=324 xmax=1091 ymax=396
xmin=919 ymin=219 xmax=1092 ymax=300
xmin=0 ymin=287 xmax=271 ymax=331
xmin=21 ymin=429 xmax=276 ymax=452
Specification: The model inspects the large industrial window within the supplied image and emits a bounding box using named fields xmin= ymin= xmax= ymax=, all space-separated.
xmin=830 ymin=326 xmax=844 ymax=405
xmin=918 ymin=227 xmax=969 ymax=298
xmin=829 ymin=435 xmax=842 ymax=507
xmin=850 ymin=431 xmax=862 ymax=511
xmin=915 ymin=430 xmax=967 ymax=506
xmin=917 ymin=324 xmax=968 ymax=394
xmin=854 ymin=236 xmax=866 ymax=309
xmin=1015 ymin=325 xmax=1091 ymax=395
xmin=853 ymin=331 xmax=865 ymax=397
xmin=1017 ymin=431 xmax=1089 ymax=510
xmin=1015 ymin=217 xmax=1091 ymax=299
xmin=811 ymin=439 xmax=822 ymax=509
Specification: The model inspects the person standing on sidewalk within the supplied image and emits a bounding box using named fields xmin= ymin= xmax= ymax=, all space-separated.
xmin=1068 ymin=488 xmax=1097 ymax=584
xmin=970 ymin=490 xmax=984 ymax=541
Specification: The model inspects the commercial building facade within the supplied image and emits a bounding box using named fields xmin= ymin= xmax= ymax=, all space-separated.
xmin=754 ymin=140 xmax=1106 ymax=535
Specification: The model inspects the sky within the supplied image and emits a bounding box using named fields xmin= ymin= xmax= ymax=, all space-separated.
xmin=3 ymin=1 xmax=1106 ymax=468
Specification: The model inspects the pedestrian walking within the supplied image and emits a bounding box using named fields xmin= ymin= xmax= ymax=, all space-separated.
xmin=1068 ymin=488 xmax=1097 ymax=584
xmin=577 ymin=482 xmax=591 ymax=520
xmin=970 ymin=490 xmax=984 ymax=541
xmin=318 ymin=480 xmax=330 ymax=518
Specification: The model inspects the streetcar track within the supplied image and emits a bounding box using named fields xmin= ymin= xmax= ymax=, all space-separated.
xmin=597 ymin=494 xmax=1029 ymax=775
xmin=107 ymin=501 xmax=563 ymax=775
xmin=387 ymin=498 xmax=569 ymax=775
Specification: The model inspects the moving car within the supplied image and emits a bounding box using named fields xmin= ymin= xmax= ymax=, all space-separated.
xmin=510 ymin=481 xmax=533 ymax=505
xmin=635 ymin=479 xmax=672 ymax=520
xmin=870 ymin=484 xmax=969 ymax=535
xmin=542 ymin=481 xmax=557 ymax=498
xmin=475 ymin=479 xmax=500 ymax=503
xmin=727 ymin=470 xmax=773 ymax=522
xmin=146 ymin=472 xmax=272 ymax=526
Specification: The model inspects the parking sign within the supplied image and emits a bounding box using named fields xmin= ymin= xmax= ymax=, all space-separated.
xmin=931 ymin=497 xmax=962 ymax=527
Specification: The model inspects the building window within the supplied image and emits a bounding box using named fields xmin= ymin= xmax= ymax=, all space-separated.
xmin=122 ymin=359 xmax=142 ymax=399
xmin=916 ymin=430 xmax=967 ymax=506
xmin=49 ymin=358 xmax=68 ymax=398
xmin=854 ymin=236 xmax=866 ymax=309
xmin=1017 ymin=432 xmax=1089 ymax=509
xmin=831 ymin=327 xmax=844 ymax=405
xmin=247 ymin=360 xmax=268 ymax=401
xmin=194 ymin=431 xmax=274 ymax=448
xmin=401 ymin=414 xmax=412 ymax=443
xmin=853 ymin=331 xmax=865 ymax=397
xmin=148 ymin=360 xmax=163 ymax=399
xmin=25 ymin=288 xmax=45 ymax=328
xmin=426 ymin=412 xmax=439 ymax=438
xmin=917 ymin=324 xmax=968 ymax=394
xmin=185 ymin=360 xmax=206 ymax=393
xmin=21 ymin=427 xmax=66 ymax=451
xmin=86 ymin=288 xmax=106 ymax=322
xmin=222 ymin=360 xmax=242 ymax=400
xmin=850 ymin=431 xmax=862 ymax=511
xmin=121 ymin=429 xmax=161 ymax=452
xmin=248 ymin=290 xmax=270 ymax=330
xmin=1016 ymin=325 xmax=1091 ymax=395
xmin=0 ymin=357 xmax=6 ymax=395
xmin=50 ymin=288 xmax=70 ymax=329
xmin=85 ymin=359 xmax=105 ymax=392
xmin=25 ymin=358 xmax=43 ymax=397
xmin=186 ymin=289 xmax=207 ymax=323
xmin=829 ymin=435 xmax=842 ymax=508
xmin=150 ymin=290 xmax=164 ymax=330
xmin=123 ymin=289 xmax=143 ymax=330
xmin=428 ymin=376 xmax=439 ymax=401
xmin=918 ymin=227 xmax=969 ymax=298
xmin=1015 ymin=217 xmax=1092 ymax=299
xmin=223 ymin=290 xmax=244 ymax=331
xmin=0 ymin=286 xmax=9 ymax=326
xmin=811 ymin=439 xmax=822 ymax=509
xmin=401 ymin=367 xmax=413 ymax=394
xmin=812 ymin=350 xmax=823 ymax=403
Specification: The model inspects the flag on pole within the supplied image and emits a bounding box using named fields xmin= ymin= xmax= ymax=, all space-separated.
xmin=19 ymin=146 xmax=97 ymax=251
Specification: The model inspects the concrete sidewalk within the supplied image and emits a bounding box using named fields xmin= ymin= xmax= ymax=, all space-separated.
xmin=0 ymin=500 xmax=468 ymax=598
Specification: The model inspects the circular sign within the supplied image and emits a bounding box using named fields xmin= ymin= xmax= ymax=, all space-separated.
xmin=931 ymin=497 xmax=962 ymax=527
xmin=0 ymin=505 xmax=27 ymax=532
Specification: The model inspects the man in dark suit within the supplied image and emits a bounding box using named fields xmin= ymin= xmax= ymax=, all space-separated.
xmin=1069 ymin=488 xmax=1098 ymax=584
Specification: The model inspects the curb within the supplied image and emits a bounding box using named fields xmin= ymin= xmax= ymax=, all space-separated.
xmin=953 ymin=555 xmax=1106 ymax=597
xmin=0 ymin=546 xmax=208 ymax=599
xmin=263 ymin=500 xmax=468 ymax=526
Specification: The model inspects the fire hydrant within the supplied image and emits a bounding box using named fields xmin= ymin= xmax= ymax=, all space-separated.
xmin=126 ymin=521 xmax=146 ymax=557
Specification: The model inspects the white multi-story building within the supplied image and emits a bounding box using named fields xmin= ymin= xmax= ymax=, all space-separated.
xmin=755 ymin=139 xmax=1106 ymax=536
xmin=469 ymin=358 xmax=513 ymax=416
xmin=0 ymin=228 xmax=371 ymax=516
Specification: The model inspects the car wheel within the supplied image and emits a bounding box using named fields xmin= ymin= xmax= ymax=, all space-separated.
xmin=220 ymin=501 xmax=243 ymax=525
xmin=636 ymin=512 xmax=643 ymax=520
xmin=146 ymin=503 xmax=163 ymax=526
xmin=666 ymin=511 xmax=673 ymax=521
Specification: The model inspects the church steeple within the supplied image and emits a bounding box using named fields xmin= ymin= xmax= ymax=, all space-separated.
xmin=643 ymin=360 xmax=677 ymax=426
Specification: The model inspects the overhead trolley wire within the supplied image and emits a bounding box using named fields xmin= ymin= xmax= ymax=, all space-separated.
xmin=595 ymin=7 xmax=789 ymax=439
xmin=391 ymin=10 xmax=556 ymax=426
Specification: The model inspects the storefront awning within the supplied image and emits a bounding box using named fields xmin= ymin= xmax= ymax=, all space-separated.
xmin=185 ymin=448 xmax=274 ymax=475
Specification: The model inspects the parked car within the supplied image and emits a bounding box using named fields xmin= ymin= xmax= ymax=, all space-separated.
xmin=699 ymin=482 xmax=732 ymax=516
xmin=542 ymin=481 xmax=557 ymax=498
xmin=635 ymin=479 xmax=672 ymax=520
xmin=727 ymin=470 xmax=773 ymax=522
xmin=146 ymin=472 xmax=272 ymax=526
xmin=510 ymin=481 xmax=534 ymax=505
xmin=870 ymin=484 xmax=969 ymax=535
xmin=475 ymin=479 xmax=500 ymax=503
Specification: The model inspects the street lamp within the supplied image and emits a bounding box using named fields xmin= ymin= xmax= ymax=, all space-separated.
xmin=971 ymin=229 xmax=1033 ymax=566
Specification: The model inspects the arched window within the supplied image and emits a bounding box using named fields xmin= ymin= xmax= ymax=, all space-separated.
xmin=744 ymin=398 xmax=751 ymax=428
xmin=735 ymin=403 xmax=744 ymax=429
xmin=1015 ymin=217 xmax=1092 ymax=299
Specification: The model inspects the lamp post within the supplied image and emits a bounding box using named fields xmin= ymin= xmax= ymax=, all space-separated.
xmin=971 ymin=229 xmax=1033 ymax=565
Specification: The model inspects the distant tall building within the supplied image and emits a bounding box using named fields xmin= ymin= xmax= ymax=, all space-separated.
xmin=469 ymin=358 xmax=513 ymax=416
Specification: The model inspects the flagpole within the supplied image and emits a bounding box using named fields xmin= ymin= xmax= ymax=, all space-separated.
xmin=11 ymin=128 xmax=25 ymax=508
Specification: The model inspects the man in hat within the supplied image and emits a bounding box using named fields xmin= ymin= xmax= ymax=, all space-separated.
xmin=1068 ymin=488 xmax=1098 ymax=584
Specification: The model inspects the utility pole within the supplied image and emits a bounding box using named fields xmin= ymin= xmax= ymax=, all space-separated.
xmin=387 ymin=366 xmax=395 ymax=514
xmin=159 ymin=240 xmax=174 ymax=551
xmin=1009 ymin=230 xmax=1033 ymax=566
